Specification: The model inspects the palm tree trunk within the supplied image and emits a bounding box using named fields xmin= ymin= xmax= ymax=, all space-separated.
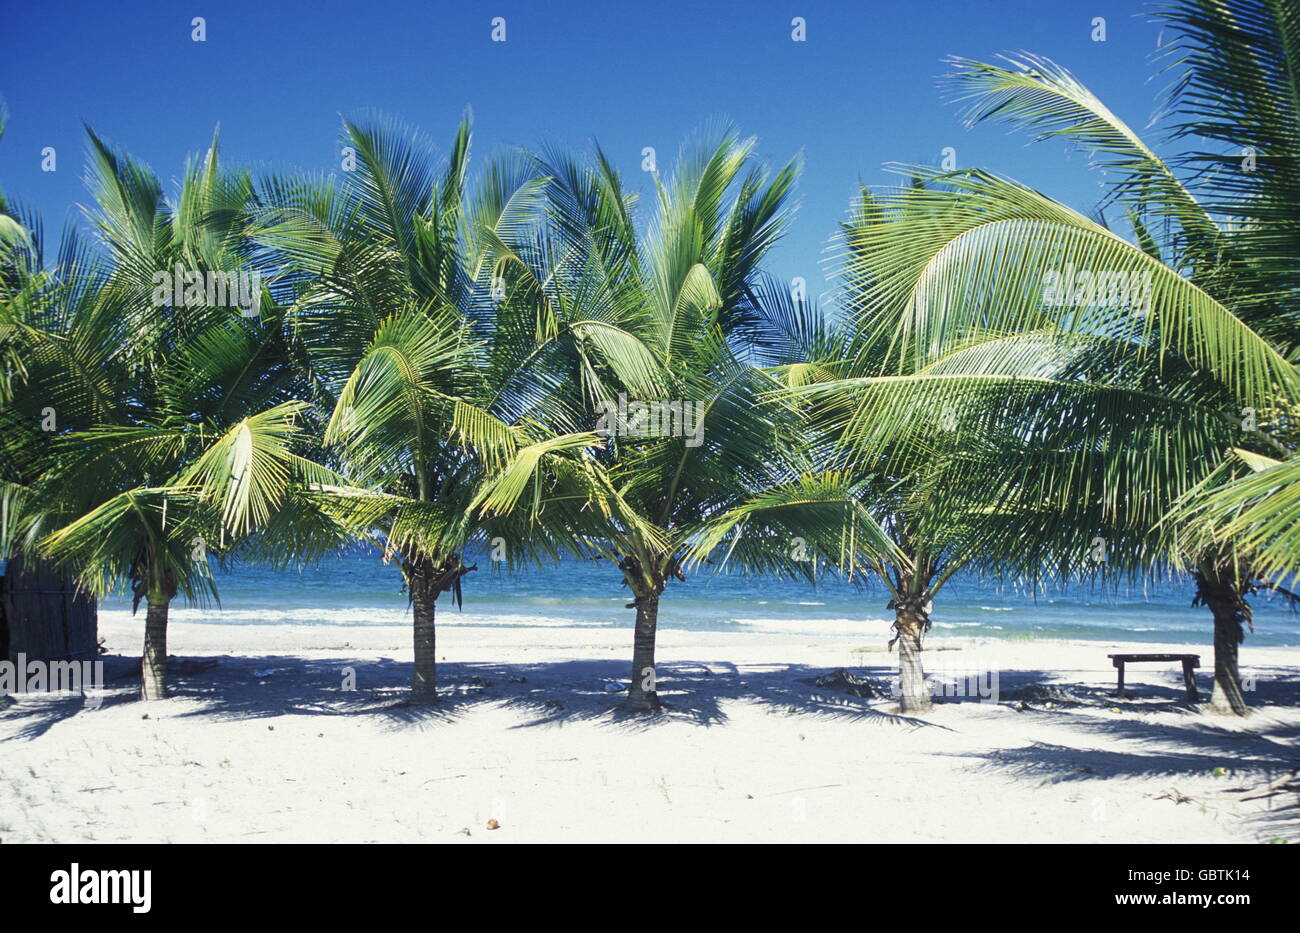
xmin=894 ymin=604 xmax=932 ymax=713
xmin=1196 ymin=570 xmax=1249 ymax=716
xmin=141 ymin=597 xmax=169 ymax=701
xmin=1209 ymin=609 xmax=1247 ymax=715
xmin=411 ymin=581 xmax=438 ymax=703
xmin=625 ymin=594 xmax=661 ymax=712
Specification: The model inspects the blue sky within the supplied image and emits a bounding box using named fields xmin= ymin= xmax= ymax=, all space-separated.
xmin=2 ymin=0 xmax=1174 ymax=294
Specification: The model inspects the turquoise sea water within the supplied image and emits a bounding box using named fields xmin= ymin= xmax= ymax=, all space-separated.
xmin=100 ymin=548 xmax=1300 ymax=647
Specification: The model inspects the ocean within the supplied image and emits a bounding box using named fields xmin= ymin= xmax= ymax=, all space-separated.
xmin=100 ymin=548 xmax=1300 ymax=647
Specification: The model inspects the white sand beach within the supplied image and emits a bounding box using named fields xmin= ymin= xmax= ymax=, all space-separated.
xmin=2 ymin=616 xmax=1297 ymax=844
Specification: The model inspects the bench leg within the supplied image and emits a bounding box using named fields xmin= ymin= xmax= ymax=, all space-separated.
xmin=1182 ymin=660 xmax=1199 ymax=702
xmin=1116 ymin=663 xmax=1125 ymax=699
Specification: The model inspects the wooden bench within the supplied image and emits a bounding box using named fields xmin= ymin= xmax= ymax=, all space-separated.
xmin=1108 ymin=653 xmax=1200 ymax=701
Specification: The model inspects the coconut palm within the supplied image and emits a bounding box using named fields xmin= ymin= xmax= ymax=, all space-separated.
xmin=494 ymin=128 xmax=898 ymax=713
xmin=1169 ymin=448 xmax=1300 ymax=586
xmin=250 ymin=115 xmax=608 ymax=703
xmin=770 ymin=0 xmax=1299 ymax=715
xmin=0 ymin=102 xmax=67 ymax=560
xmin=1 ymin=111 xmax=43 ymax=558
xmin=687 ymin=218 xmax=1059 ymax=714
xmin=26 ymin=129 xmax=335 ymax=699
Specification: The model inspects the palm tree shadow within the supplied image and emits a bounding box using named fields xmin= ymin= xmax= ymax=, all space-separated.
xmin=7 ymin=654 xmax=1295 ymax=749
xmin=165 ymin=654 xmax=475 ymax=729
xmin=0 ymin=692 xmax=133 ymax=741
xmin=0 ymin=655 xmax=140 ymax=741
xmin=1228 ymin=772 xmax=1300 ymax=841
xmin=939 ymin=666 xmax=1300 ymax=841
xmin=1 ymin=652 xmax=948 ymax=736
xmin=478 ymin=659 xmax=945 ymax=731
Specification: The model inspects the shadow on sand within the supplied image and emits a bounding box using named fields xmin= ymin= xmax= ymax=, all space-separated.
xmin=948 ymin=667 xmax=1300 ymax=840
xmin=1 ymin=651 xmax=947 ymax=738
xmin=4 ymin=650 xmax=1297 ymax=837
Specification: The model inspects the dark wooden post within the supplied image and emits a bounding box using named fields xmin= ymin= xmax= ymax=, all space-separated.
xmin=1181 ymin=658 xmax=1199 ymax=702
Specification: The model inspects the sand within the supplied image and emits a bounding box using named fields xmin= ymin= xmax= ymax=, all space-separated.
xmin=2 ymin=615 xmax=1298 ymax=843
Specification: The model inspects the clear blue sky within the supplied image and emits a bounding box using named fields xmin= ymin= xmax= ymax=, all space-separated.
xmin=1 ymin=0 xmax=1172 ymax=295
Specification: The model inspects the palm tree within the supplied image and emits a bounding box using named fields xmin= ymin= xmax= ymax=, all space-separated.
xmin=1169 ymin=448 xmax=1300 ymax=587
xmin=773 ymin=0 xmax=1299 ymax=715
xmin=499 ymin=127 xmax=897 ymax=713
xmin=688 ymin=223 xmax=1028 ymax=715
xmin=1 ymin=102 xmax=51 ymax=560
xmin=26 ymin=129 xmax=333 ymax=699
xmin=252 ymin=115 xmax=605 ymax=703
